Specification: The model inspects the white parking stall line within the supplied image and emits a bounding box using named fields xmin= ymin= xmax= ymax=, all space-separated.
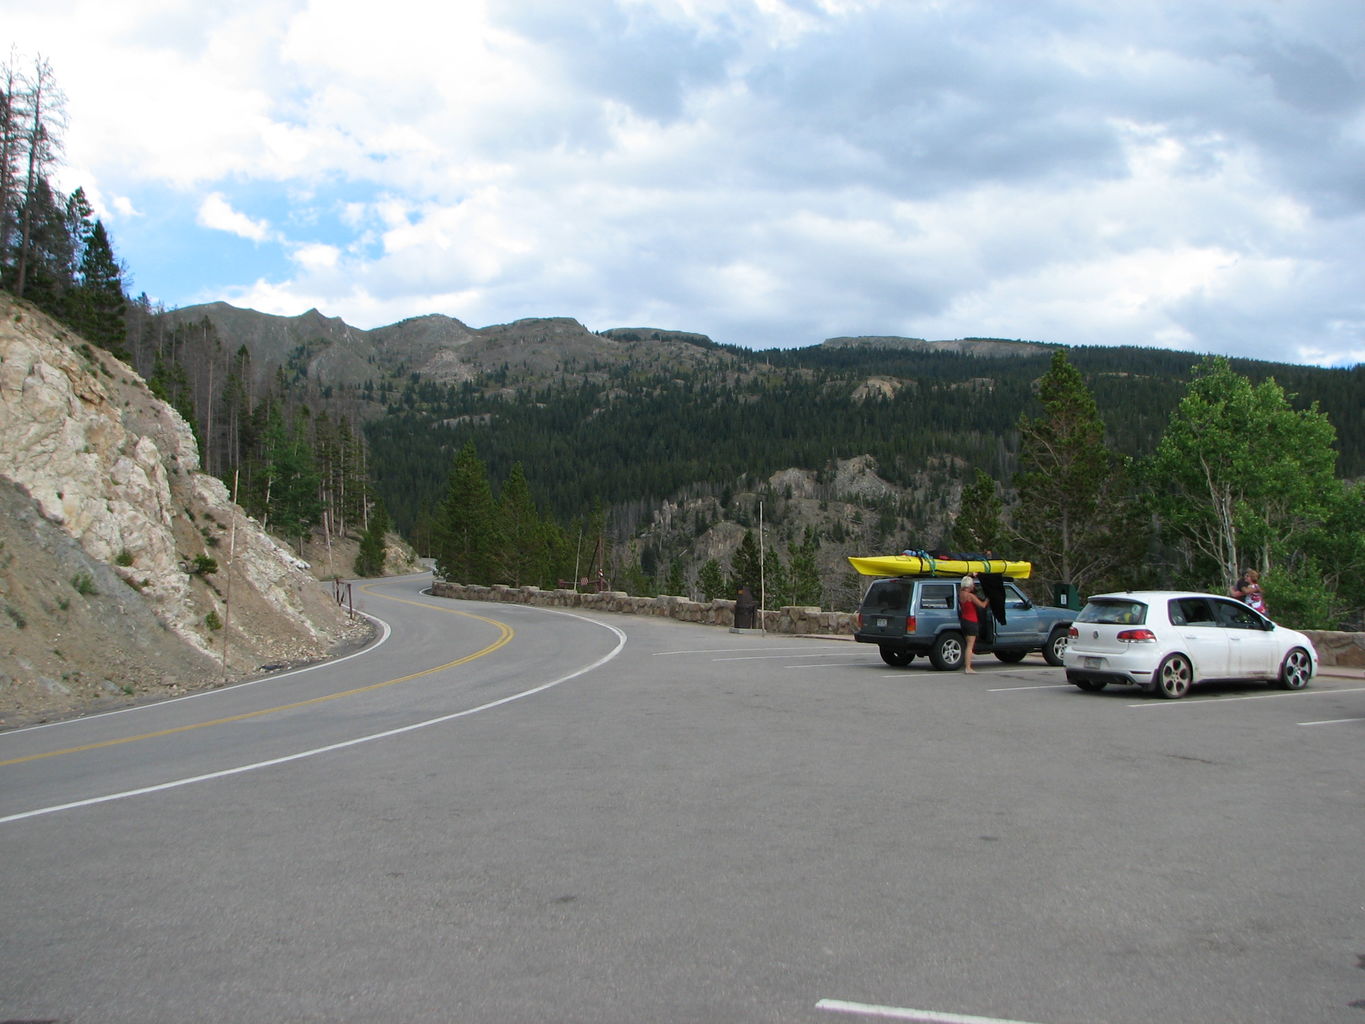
xmin=987 ymin=683 xmax=1071 ymax=692
xmin=816 ymin=998 xmax=1050 ymax=1024
xmin=653 ymin=646 xmax=845 ymax=657
xmin=1298 ymin=717 xmax=1365 ymax=726
xmin=713 ymin=652 xmax=870 ymax=662
xmin=1129 ymin=685 xmax=1365 ymax=708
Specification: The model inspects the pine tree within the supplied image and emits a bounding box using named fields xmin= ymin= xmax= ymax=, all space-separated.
xmin=434 ymin=440 xmax=498 ymax=584
xmin=787 ymin=526 xmax=823 ymax=607
xmin=261 ymin=406 xmax=322 ymax=548
xmin=762 ymin=546 xmax=788 ymax=608
xmin=354 ymin=502 xmax=390 ymax=578
xmin=952 ymin=469 xmax=1005 ymax=553
xmin=69 ymin=218 xmax=126 ymax=354
xmin=728 ymin=530 xmax=762 ymax=594
xmin=496 ymin=462 xmax=547 ymax=586
xmin=698 ymin=559 xmax=726 ymax=602
xmin=1011 ymin=349 xmax=1145 ymax=593
xmin=665 ymin=557 xmax=686 ymax=597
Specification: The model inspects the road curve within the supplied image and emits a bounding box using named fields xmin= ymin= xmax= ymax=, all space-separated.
xmin=2 ymin=573 xmax=1362 ymax=1024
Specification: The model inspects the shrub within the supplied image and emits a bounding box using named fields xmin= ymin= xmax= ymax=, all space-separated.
xmin=189 ymin=554 xmax=219 ymax=576
xmin=72 ymin=572 xmax=98 ymax=596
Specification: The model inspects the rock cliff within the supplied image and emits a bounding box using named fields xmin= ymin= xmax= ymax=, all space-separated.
xmin=0 ymin=296 xmax=369 ymax=725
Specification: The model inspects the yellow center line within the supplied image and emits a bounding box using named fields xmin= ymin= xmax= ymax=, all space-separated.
xmin=0 ymin=589 xmax=513 ymax=768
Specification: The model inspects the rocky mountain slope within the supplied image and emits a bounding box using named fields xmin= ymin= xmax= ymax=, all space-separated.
xmin=0 ymin=296 xmax=370 ymax=726
xmin=158 ymin=301 xmax=1048 ymax=394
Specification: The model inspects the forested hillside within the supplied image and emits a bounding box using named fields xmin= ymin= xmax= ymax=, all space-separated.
xmin=5 ymin=56 xmax=1362 ymax=625
xmin=365 ymin=340 xmax=1364 ymax=538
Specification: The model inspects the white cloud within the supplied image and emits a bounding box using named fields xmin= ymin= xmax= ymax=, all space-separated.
xmin=197 ymin=193 xmax=272 ymax=243
xmin=8 ymin=0 xmax=1363 ymax=365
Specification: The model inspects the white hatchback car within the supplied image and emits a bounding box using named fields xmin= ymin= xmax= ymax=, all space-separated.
xmin=1064 ymin=591 xmax=1317 ymax=698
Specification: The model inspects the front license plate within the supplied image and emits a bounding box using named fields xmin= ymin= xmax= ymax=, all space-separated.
xmin=1083 ymin=657 xmax=1102 ymax=669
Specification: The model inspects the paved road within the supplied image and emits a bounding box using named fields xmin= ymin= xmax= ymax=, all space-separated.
xmin=2 ymin=572 xmax=1362 ymax=1023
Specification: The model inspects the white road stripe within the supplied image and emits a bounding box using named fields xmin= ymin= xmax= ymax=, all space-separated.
xmin=816 ymin=998 xmax=1050 ymax=1024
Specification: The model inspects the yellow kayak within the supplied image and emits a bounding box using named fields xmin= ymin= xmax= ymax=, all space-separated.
xmin=848 ymin=553 xmax=1032 ymax=579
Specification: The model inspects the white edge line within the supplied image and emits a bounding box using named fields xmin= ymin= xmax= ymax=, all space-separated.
xmin=0 ymin=611 xmax=393 ymax=737
xmin=816 ymin=998 xmax=1049 ymax=1024
xmin=0 ymin=613 xmax=626 ymax=825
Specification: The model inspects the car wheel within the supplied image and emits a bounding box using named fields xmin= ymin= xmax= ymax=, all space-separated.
xmin=930 ymin=632 xmax=965 ymax=671
xmin=993 ymin=649 xmax=1027 ymax=663
xmin=1277 ymin=647 xmax=1313 ymax=690
xmin=1043 ymin=628 xmax=1069 ymax=667
xmin=879 ymin=646 xmax=914 ymax=667
xmin=1154 ymin=654 xmax=1193 ymax=698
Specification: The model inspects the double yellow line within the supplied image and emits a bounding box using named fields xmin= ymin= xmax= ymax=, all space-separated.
xmin=0 ymin=587 xmax=512 ymax=769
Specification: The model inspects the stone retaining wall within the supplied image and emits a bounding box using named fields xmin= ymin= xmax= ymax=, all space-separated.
xmin=430 ymin=581 xmax=857 ymax=635
xmin=428 ymin=581 xmax=1361 ymax=669
xmin=1304 ymin=630 xmax=1365 ymax=669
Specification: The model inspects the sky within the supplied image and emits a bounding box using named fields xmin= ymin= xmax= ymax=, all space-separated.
xmin=7 ymin=0 xmax=1364 ymax=367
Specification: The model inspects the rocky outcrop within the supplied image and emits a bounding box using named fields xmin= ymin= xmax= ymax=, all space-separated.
xmin=0 ymin=296 xmax=367 ymax=721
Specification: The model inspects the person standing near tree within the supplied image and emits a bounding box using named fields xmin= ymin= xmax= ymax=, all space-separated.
xmin=1231 ymin=569 xmax=1267 ymax=615
xmin=958 ymin=575 xmax=990 ymax=673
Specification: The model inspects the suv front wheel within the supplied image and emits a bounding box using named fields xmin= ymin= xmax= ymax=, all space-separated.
xmin=1043 ymin=627 xmax=1069 ymax=667
xmin=930 ymin=632 xmax=965 ymax=671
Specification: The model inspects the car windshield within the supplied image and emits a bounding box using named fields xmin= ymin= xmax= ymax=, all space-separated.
xmin=863 ymin=580 xmax=911 ymax=615
xmin=1076 ymin=598 xmax=1148 ymax=625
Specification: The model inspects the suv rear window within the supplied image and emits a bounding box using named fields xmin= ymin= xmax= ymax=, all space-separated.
xmin=1076 ymin=598 xmax=1148 ymax=625
xmin=863 ymin=580 xmax=912 ymax=615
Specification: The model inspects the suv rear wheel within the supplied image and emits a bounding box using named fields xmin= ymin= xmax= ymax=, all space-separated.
xmin=930 ymin=632 xmax=965 ymax=671
xmin=879 ymin=646 xmax=914 ymax=667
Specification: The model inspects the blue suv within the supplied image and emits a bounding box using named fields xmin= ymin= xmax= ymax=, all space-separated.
xmin=855 ymin=576 xmax=1073 ymax=670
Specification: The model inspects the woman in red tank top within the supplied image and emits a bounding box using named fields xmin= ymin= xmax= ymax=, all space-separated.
xmin=958 ymin=575 xmax=990 ymax=673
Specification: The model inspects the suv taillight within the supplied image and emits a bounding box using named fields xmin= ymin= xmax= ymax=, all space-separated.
xmin=1116 ymin=628 xmax=1157 ymax=643
xmin=906 ymin=615 xmax=917 ymax=634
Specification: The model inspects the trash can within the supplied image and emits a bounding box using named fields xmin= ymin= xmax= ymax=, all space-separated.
xmin=734 ymin=586 xmax=757 ymax=629
xmin=1053 ymin=582 xmax=1080 ymax=611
